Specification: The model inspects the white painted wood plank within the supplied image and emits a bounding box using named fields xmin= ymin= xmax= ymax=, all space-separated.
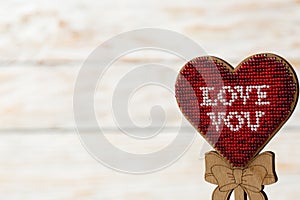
xmin=0 ymin=0 xmax=299 ymax=129
xmin=0 ymin=64 xmax=299 ymax=129
xmin=0 ymin=0 xmax=299 ymax=63
xmin=0 ymin=129 xmax=298 ymax=199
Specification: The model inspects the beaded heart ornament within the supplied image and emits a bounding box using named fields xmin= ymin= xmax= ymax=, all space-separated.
xmin=175 ymin=53 xmax=299 ymax=200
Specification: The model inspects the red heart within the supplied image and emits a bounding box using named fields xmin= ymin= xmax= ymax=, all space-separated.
xmin=175 ymin=53 xmax=298 ymax=167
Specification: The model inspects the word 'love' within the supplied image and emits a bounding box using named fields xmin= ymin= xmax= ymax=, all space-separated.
xmin=200 ymin=85 xmax=270 ymax=106
xmin=200 ymin=85 xmax=270 ymax=132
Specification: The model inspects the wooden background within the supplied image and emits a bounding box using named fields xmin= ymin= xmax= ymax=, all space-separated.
xmin=0 ymin=0 xmax=300 ymax=199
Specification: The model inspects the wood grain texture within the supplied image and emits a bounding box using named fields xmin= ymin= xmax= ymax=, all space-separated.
xmin=0 ymin=65 xmax=299 ymax=130
xmin=0 ymin=0 xmax=299 ymax=199
xmin=0 ymin=129 xmax=298 ymax=200
xmin=205 ymin=151 xmax=277 ymax=200
xmin=0 ymin=0 xmax=299 ymax=130
xmin=0 ymin=0 xmax=300 ymax=63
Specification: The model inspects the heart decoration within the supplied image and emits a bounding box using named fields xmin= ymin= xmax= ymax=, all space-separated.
xmin=175 ymin=53 xmax=298 ymax=167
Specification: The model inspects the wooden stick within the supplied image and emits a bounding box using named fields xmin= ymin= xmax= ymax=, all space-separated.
xmin=234 ymin=186 xmax=246 ymax=200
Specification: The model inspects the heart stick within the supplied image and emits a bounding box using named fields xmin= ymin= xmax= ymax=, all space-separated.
xmin=175 ymin=53 xmax=299 ymax=200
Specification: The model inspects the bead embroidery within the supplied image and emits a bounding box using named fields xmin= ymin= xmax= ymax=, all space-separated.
xmin=175 ymin=53 xmax=298 ymax=167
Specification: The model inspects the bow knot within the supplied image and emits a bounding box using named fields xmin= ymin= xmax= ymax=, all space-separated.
xmin=205 ymin=151 xmax=277 ymax=200
xmin=233 ymin=168 xmax=243 ymax=185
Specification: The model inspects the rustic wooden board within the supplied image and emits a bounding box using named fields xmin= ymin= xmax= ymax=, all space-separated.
xmin=0 ymin=129 xmax=298 ymax=200
xmin=0 ymin=0 xmax=300 ymax=63
xmin=0 ymin=0 xmax=300 ymax=199
xmin=0 ymin=64 xmax=299 ymax=130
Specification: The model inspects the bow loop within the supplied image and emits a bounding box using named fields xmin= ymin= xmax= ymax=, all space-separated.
xmin=205 ymin=151 xmax=277 ymax=200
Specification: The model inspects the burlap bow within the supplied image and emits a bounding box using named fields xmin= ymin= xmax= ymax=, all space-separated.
xmin=205 ymin=151 xmax=277 ymax=200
